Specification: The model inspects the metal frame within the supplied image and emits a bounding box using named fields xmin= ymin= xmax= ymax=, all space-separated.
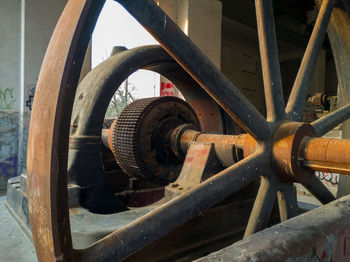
xmin=27 ymin=0 xmax=350 ymax=261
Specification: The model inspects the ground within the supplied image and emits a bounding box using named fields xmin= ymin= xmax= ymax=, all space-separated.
xmin=0 ymin=196 xmax=36 ymax=262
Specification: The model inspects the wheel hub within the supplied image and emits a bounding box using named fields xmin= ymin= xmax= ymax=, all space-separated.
xmin=271 ymin=121 xmax=316 ymax=183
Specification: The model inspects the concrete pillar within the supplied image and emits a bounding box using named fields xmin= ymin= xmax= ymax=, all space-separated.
xmin=18 ymin=0 xmax=68 ymax=176
xmin=157 ymin=0 xmax=222 ymax=97
xmin=0 ymin=0 xmax=21 ymax=194
xmin=0 ymin=0 xmax=68 ymax=193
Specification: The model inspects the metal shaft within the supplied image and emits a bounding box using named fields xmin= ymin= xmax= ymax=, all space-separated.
xmin=300 ymin=137 xmax=350 ymax=175
xmin=104 ymin=124 xmax=350 ymax=176
xmin=173 ymin=127 xmax=350 ymax=176
xmin=176 ymin=128 xmax=247 ymax=167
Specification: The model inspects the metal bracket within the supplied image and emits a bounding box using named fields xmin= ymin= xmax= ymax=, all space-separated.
xmin=165 ymin=142 xmax=217 ymax=200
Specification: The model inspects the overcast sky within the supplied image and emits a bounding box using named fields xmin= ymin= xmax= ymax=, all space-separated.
xmin=92 ymin=0 xmax=160 ymax=98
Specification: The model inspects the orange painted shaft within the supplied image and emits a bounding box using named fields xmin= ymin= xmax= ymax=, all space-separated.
xmin=179 ymin=129 xmax=247 ymax=167
xmin=104 ymin=123 xmax=350 ymax=175
xmin=300 ymin=137 xmax=350 ymax=175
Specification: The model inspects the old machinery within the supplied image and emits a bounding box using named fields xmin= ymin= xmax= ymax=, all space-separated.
xmin=21 ymin=0 xmax=350 ymax=261
xmin=308 ymin=92 xmax=337 ymax=111
xmin=67 ymin=44 xmax=224 ymax=213
xmin=110 ymin=97 xmax=201 ymax=185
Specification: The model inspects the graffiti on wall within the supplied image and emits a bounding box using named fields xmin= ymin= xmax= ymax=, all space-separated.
xmin=160 ymin=81 xmax=183 ymax=99
xmin=316 ymin=171 xmax=339 ymax=196
xmin=26 ymin=95 xmax=34 ymax=110
xmin=0 ymin=157 xmax=18 ymax=178
xmin=160 ymin=82 xmax=175 ymax=96
xmin=0 ymin=88 xmax=15 ymax=110
xmin=25 ymin=84 xmax=36 ymax=111
xmin=316 ymin=171 xmax=339 ymax=186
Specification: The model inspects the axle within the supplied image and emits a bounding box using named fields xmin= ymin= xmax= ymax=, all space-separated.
xmin=102 ymin=123 xmax=350 ymax=177
xmin=175 ymin=126 xmax=350 ymax=176
xmin=300 ymin=137 xmax=350 ymax=175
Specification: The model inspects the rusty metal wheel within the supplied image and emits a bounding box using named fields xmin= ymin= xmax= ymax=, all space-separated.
xmin=27 ymin=0 xmax=350 ymax=261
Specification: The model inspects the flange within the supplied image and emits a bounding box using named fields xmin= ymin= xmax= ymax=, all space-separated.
xmin=272 ymin=122 xmax=317 ymax=183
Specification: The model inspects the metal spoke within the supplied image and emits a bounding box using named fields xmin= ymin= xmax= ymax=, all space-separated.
xmin=286 ymin=0 xmax=335 ymax=121
xmin=255 ymin=0 xmax=285 ymax=122
xmin=76 ymin=153 xmax=266 ymax=261
xmin=312 ymin=104 xmax=350 ymax=136
xmin=302 ymin=174 xmax=335 ymax=204
xmin=244 ymin=176 xmax=277 ymax=238
xmin=116 ymin=0 xmax=271 ymax=141
xmin=277 ymin=184 xmax=297 ymax=222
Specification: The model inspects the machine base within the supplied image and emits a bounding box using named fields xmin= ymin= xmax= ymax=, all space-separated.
xmin=6 ymin=176 xmax=282 ymax=261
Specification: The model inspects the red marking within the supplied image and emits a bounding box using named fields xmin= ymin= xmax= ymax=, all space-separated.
xmin=186 ymin=156 xmax=194 ymax=163
xmin=35 ymin=175 xmax=39 ymax=188
xmin=160 ymin=82 xmax=173 ymax=91
xmin=321 ymin=250 xmax=327 ymax=259
xmin=197 ymin=149 xmax=210 ymax=155
xmin=160 ymin=82 xmax=175 ymax=97
xmin=165 ymin=83 xmax=174 ymax=89
xmin=344 ymin=236 xmax=347 ymax=256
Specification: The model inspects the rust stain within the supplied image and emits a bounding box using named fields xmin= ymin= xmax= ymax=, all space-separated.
xmin=35 ymin=175 xmax=39 ymax=188
xmin=186 ymin=156 xmax=194 ymax=163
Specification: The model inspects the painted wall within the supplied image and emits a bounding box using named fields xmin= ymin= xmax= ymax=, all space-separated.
xmin=0 ymin=0 xmax=67 ymax=194
xmin=0 ymin=0 xmax=21 ymax=194
xmin=18 ymin=0 xmax=67 ymax=176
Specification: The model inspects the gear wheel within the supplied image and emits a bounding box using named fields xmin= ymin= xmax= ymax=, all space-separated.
xmin=111 ymin=96 xmax=201 ymax=185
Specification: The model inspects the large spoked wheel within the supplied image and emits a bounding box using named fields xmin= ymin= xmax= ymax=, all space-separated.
xmin=27 ymin=0 xmax=350 ymax=261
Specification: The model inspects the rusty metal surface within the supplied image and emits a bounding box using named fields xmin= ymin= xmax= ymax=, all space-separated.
xmin=255 ymin=0 xmax=285 ymax=122
xmin=26 ymin=0 xmax=350 ymax=261
xmin=277 ymin=184 xmax=297 ymax=221
xmin=174 ymin=128 xmax=246 ymax=167
xmin=312 ymin=104 xmax=350 ymax=136
xmin=301 ymin=137 xmax=350 ymax=174
xmin=243 ymin=176 xmax=278 ymax=238
xmin=27 ymin=0 xmax=105 ymax=261
xmin=167 ymin=122 xmax=350 ymax=180
xmin=196 ymin=194 xmax=350 ymax=262
xmin=165 ymin=142 xmax=215 ymax=199
xmin=272 ymin=122 xmax=316 ymax=183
